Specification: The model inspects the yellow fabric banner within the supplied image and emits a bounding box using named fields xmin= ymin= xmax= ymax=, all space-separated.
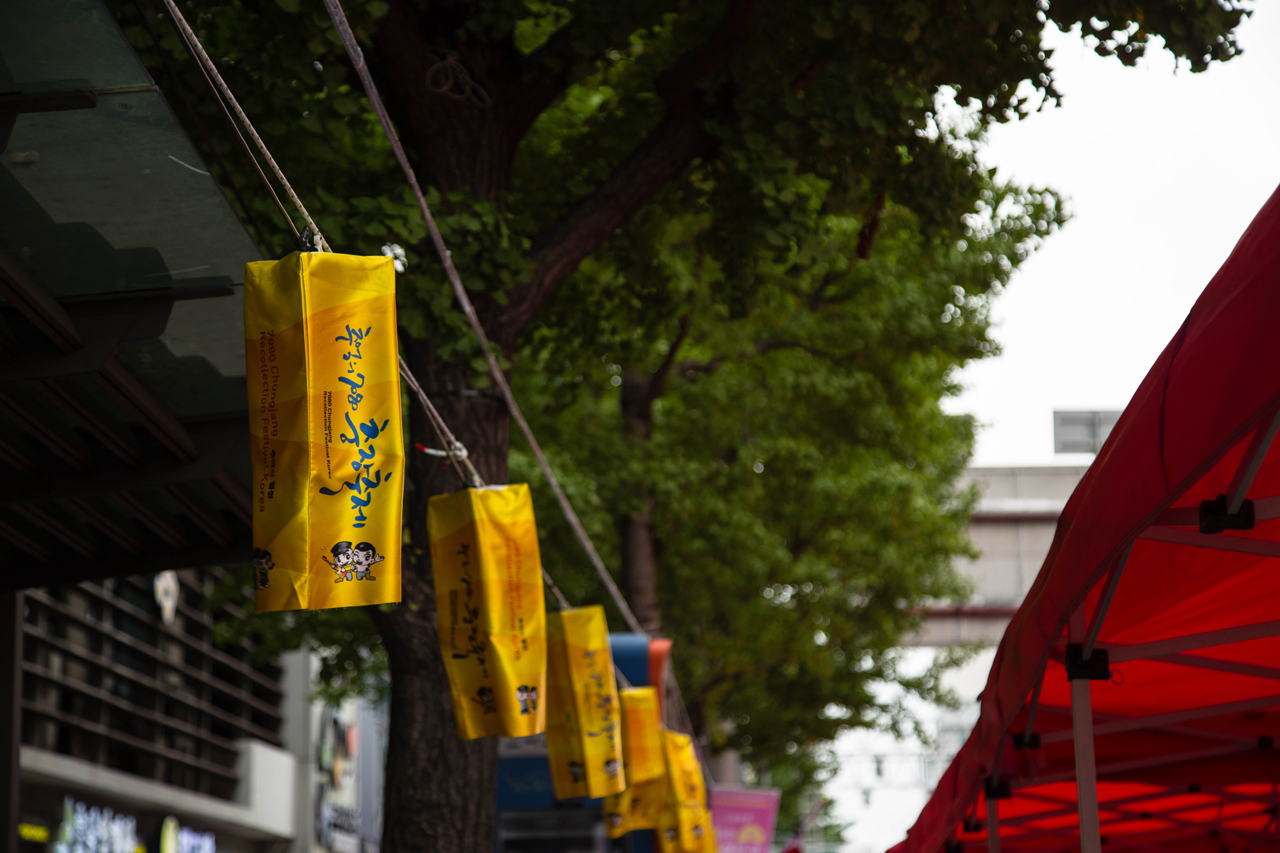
xmin=658 ymin=794 xmax=682 ymax=853
xmin=243 ymin=252 xmax=403 ymax=612
xmin=664 ymin=730 xmax=714 ymax=852
xmin=546 ymin=606 xmax=626 ymax=800
xmin=427 ymin=485 xmax=547 ymax=740
xmin=604 ymin=686 xmax=667 ymax=837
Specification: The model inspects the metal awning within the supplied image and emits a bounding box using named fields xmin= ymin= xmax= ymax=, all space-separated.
xmin=892 ymin=184 xmax=1280 ymax=852
xmin=0 ymin=0 xmax=258 ymax=588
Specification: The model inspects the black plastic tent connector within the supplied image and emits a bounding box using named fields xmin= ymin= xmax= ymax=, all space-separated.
xmin=1012 ymin=731 xmax=1041 ymax=750
xmin=1259 ymin=735 xmax=1274 ymax=750
xmin=984 ymin=777 xmax=1012 ymax=800
xmin=1199 ymin=494 xmax=1255 ymax=534
xmin=962 ymin=817 xmax=984 ymax=833
xmin=1065 ymin=644 xmax=1110 ymax=681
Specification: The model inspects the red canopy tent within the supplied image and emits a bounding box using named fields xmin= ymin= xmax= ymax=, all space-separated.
xmin=891 ymin=184 xmax=1280 ymax=853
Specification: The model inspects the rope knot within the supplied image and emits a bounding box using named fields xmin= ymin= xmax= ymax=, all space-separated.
xmin=425 ymin=48 xmax=491 ymax=108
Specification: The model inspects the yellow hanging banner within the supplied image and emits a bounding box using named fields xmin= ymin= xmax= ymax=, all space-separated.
xmin=657 ymin=794 xmax=682 ymax=853
xmin=664 ymin=730 xmax=714 ymax=852
xmin=604 ymin=686 xmax=668 ymax=837
xmin=427 ymin=485 xmax=547 ymax=739
xmin=546 ymin=606 xmax=626 ymax=800
xmin=243 ymin=252 xmax=404 ymax=612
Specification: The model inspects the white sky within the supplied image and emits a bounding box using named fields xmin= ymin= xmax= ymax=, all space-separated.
xmin=830 ymin=6 xmax=1280 ymax=851
xmin=945 ymin=3 xmax=1280 ymax=468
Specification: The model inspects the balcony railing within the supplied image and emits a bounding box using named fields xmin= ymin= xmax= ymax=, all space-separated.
xmin=20 ymin=570 xmax=281 ymax=800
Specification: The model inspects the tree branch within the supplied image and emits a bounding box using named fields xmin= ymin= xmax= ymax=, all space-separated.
xmin=645 ymin=312 xmax=693 ymax=407
xmin=491 ymin=0 xmax=755 ymax=346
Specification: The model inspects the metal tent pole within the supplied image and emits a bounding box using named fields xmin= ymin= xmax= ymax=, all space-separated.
xmin=986 ymin=796 xmax=1002 ymax=853
xmin=1070 ymin=677 xmax=1102 ymax=853
xmin=1068 ymin=607 xmax=1103 ymax=853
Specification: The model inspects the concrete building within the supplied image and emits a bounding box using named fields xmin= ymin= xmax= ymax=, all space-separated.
xmin=831 ymin=460 xmax=1100 ymax=852
xmin=909 ymin=466 xmax=1087 ymax=647
xmin=15 ymin=572 xmax=296 ymax=853
xmin=13 ymin=568 xmax=390 ymax=853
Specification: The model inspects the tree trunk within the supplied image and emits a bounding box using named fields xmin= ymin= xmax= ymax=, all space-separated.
xmin=372 ymin=335 xmax=510 ymax=853
xmin=619 ymin=369 xmax=662 ymax=634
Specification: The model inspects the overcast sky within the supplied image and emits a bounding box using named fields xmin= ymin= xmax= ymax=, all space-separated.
xmin=833 ymin=6 xmax=1280 ymax=851
xmin=944 ymin=3 xmax=1280 ymax=469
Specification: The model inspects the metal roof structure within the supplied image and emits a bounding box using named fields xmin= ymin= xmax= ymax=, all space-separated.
xmin=0 ymin=0 xmax=259 ymax=590
xmin=892 ymin=184 xmax=1280 ymax=853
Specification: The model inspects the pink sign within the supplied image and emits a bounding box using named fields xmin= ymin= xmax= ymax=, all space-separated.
xmin=711 ymin=786 xmax=781 ymax=853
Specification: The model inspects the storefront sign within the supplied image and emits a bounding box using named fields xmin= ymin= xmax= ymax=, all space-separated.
xmin=52 ymin=796 xmax=139 ymax=853
xmin=158 ymin=817 xmax=215 ymax=853
xmin=710 ymin=787 xmax=781 ymax=853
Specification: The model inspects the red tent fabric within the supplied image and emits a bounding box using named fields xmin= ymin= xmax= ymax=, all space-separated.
xmin=891 ymin=184 xmax=1280 ymax=853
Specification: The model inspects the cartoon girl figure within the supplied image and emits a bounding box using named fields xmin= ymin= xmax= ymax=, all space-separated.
xmin=516 ymin=685 xmax=539 ymax=715
xmin=252 ymin=548 xmax=274 ymax=590
xmin=322 ymin=542 xmax=355 ymax=582
xmin=352 ymin=542 xmax=384 ymax=581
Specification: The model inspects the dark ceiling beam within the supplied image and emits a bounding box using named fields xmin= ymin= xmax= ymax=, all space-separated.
xmin=14 ymin=505 xmax=99 ymax=560
xmin=0 ymin=434 xmax=36 ymax=477
xmin=35 ymin=378 xmax=145 ymax=468
xmin=97 ymin=357 xmax=197 ymax=462
xmin=113 ymin=492 xmax=189 ymax=551
xmin=0 ymin=318 xmax=123 ymax=384
xmin=0 ymin=520 xmax=54 ymax=564
xmin=0 ymin=315 xmax=17 ymax=357
xmin=160 ymin=485 xmax=231 ymax=547
xmin=0 ymin=537 xmax=251 ymax=592
xmin=0 ymin=389 xmax=91 ymax=470
xmin=0 ymin=293 xmax=174 ymax=385
xmin=0 ymin=419 xmax=242 ymax=508
xmin=0 ymin=249 xmax=80 ymax=353
xmin=61 ymin=497 xmax=147 ymax=557
xmin=207 ymin=469 xmax=251 ymax=525
xmin=0 ymin=250 xmax=199 ymax=463
xmin=0 ymin=82 xmax=99 ymax=114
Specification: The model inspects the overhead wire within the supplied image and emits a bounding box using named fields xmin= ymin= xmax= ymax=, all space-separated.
xmin=159 ymin=0 xmax=329 ymax=250
xmin=318 ymin=0 xmax=647 ymax=637
xmin=163 ymin=2 xmax=711 ymax=761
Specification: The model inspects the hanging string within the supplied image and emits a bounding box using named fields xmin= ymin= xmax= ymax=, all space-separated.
xmin=398 ymin=354 xmax=480 ymax=488
xmin=319 ymin=0 xmax=647 ymax=638
xmin=424 ymin=48 xmax=492 ymax=108
xmin=163 ymin=2 xmax=700 ymax=748
xmin=158 ymin=0 xmax=330 ymax=251
xmin=398 ymin=355 xmax=571 ymax=610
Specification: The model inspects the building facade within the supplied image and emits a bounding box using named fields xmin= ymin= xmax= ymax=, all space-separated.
xmin=908 ymin=466 xmax=1086 ymax=646
xmin=15 ymin=571 xmax=295 ymax=852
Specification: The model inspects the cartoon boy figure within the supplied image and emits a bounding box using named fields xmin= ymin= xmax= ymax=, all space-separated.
xmin=569 ymin=761 xmax=585 ymax=783
xmin=252 ymin=548 xmax=274 ymax=590
xmin=516 ymin=685 xmax=539 ymax=715
xmin=352 ymin=542 xmax=384 ymax=581
xmin=604 ymin=758 xmax=619 ymax=779
xmin=323 ymin=542 xmax=355 ymax=582
xmin=472 ymin=686 xmax=497 ymax=715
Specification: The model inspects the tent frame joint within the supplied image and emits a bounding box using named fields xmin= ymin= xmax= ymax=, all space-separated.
xmin=984 ymin=776 xmax=1012 ymax=800
xmin=1200 ymin=494 xmax=1256 ymax=534
xmin=1065 ymin=644 xmax=1111 ymax=681
xmin=1011 ymin=730 xmax=1041 ymax=750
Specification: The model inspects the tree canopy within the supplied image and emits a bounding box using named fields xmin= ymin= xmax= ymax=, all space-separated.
xmin=111 ymin=0 xmax=1250 ymax=847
